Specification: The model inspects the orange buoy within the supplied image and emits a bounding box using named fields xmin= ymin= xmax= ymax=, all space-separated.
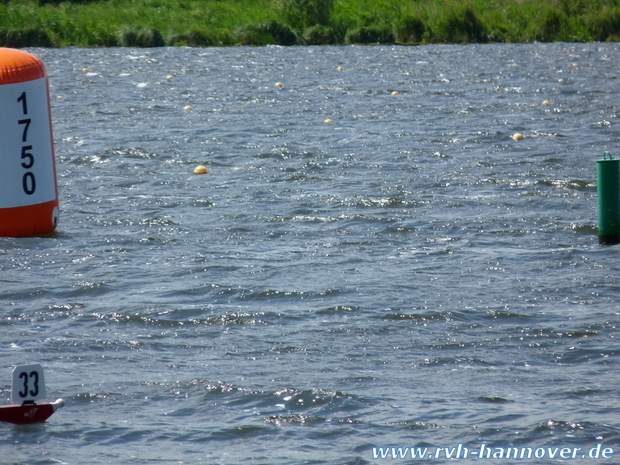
xmin=0 ymin=48 xmax=59 ymax=236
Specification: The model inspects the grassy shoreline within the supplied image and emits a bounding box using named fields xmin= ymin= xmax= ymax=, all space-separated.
xmin=1 ymin=0 xmax=620 ymax=47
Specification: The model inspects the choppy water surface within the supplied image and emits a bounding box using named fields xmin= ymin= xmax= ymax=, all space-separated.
xmin=2 ymin=43 xmax=620 ymax=464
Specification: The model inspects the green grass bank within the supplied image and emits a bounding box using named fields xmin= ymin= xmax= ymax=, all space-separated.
xmin=2 ymin=0 xmax=620 ymax=47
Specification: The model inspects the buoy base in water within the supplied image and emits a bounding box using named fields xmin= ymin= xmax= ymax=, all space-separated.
xmin=599 ymin=234 xmax=620 ymax=245
xmin=0 ymin=200 xmax=58 ymax=237
xmin=0 ymin=399 xmax=64 ymax=425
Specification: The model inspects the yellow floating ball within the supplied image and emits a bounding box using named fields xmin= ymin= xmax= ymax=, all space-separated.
xmin=391 ymin=91 xmax=399 ymax=95
xmin=336 ymin=66 xmax=344 ymax=71
xmin=542 ymin=100 xmax=550 ymax=105
xmin=194 ymin=166 xmax=208 ymax=174
xmin=512 ymin=133 xmax=524 ymax=141
xmin=183 ymin=106 xmax=193 ymax=110
xmin=82 ymin=68 xmax=89 ymax=72
xmin=324 ymin=118 xmax=333 ymax=123
xmin=166 ymin=75 xmax=174 ymax=79
xmin=275 ymin=82 xmax=283 ymax=87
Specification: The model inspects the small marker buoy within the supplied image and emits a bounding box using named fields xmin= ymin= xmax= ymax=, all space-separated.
xmin=81 ymin=68 xmax=89 ymax=72
xmin=193 ymin=165 xmax=208 ymax=174
xmin=512 ymin=133 xmax=524 ymax=141
xmin=183 ymin=106 xmax=192 ymax=110
xmin=0 ymin=48 xmax=60 ymax=237
xmin=0 ymin=364 xmax=64 ymax=425
xmin=542 ymin=100 xmax=550 ymax=105
xmin=336 ymin=66 xmax=344 ymax=71
xmin=391 ymin=91 xmax=399 ymax=95
xmin=275 ymin=82 xmax=283 ymax=87
xmin=166 ymin=75 xmax=174 ymax=79
xmin=0 ymin=399 xmax=64 ymax=425
xmin=324 ymin=119 xmax=333 ymax=123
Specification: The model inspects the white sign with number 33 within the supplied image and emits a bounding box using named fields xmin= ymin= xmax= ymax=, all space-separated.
xmin=11 ymin=364 xmax=46 ymax=404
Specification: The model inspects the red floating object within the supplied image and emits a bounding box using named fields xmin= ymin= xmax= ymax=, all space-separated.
xmin=0 ymin=399 xmax=64 ymax=425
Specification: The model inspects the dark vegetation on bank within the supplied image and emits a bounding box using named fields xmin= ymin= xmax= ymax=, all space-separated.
xmin=2 ymin=0 xmax=620 ymax=47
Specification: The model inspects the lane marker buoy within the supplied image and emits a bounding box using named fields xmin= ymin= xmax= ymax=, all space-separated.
xmin=512 ymin=133 xmax=524 ymax=141
xmin=324 ymin=119 xmax=333 ymax=123
xmin=193 ymin=165 xmax=208 ymax=174
xmin=0 ymin=48 xmax=59 ymax=237
xmin=0 ymin=364 xmax=64 ymax=425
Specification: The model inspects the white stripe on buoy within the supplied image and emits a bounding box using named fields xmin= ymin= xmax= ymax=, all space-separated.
xmin=0 ymin=48 xmax=59 ymax=236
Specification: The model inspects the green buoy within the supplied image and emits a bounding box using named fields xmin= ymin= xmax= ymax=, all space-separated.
xmin=597 ymin=153 xmax=620 ymax=245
